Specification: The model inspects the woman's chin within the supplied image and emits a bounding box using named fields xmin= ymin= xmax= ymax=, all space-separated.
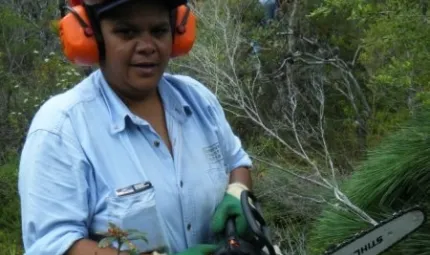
xmin=126 ymin=65 xmax=164 ymax=88
xmin=128 ymin=76 xmax=160 ymax=93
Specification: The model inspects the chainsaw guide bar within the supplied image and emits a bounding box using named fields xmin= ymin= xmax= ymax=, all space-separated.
xmin=322 ymin=205 xmax=426 ymax=255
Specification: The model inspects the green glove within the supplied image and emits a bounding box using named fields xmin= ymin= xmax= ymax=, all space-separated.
xmin=174 ymin=244 xmax=218 ymax=255
xmin=211 ymin=182 xmax=250 ymax=237
xmin=151 ymin=244 xmax=218 ymax=255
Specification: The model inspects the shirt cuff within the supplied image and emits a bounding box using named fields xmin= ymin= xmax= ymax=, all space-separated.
xmin=58 ymin=232 xmax=87 ymax=255
xmin=227 ymin=150 xmax=253 ymax=173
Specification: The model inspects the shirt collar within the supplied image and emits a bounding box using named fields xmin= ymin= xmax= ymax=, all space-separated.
xmin=158 ymin=75 xmax=192 ymax=122
xmin=94 ymin=69 xmax=192 ymax=134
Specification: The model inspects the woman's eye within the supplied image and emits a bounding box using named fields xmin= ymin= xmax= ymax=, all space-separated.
xmin=114 ymin=28 xmax=136 ymax=38
xmin=153 ymin=27 xmax=169 ymax=37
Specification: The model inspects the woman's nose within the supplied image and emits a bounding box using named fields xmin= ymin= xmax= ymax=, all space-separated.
xmin=135 ymin=35 xmax=156 ymax=55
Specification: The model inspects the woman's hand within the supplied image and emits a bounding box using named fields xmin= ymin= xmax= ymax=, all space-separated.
xmin=210 ymin=182 xmax=250 ymax=237
xmin=175 ymin=244 xmax=218 ymax=255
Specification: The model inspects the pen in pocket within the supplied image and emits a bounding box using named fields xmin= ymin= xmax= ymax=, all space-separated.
xmin=115 ymin=181 xmax=153 ymax=197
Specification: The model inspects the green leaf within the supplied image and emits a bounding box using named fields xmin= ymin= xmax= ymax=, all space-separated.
xmin=128 ymin=233 xmax=148 ymax=243
xmin=125 ymin=228 xmax=142 ymax=234
xmin=126 ymin=229 xmax=148 ymax=243
xmin=98 ymin=237 xmax=116 ymax=249
xmin=128 ymin=250 xmax=140 ymax=255
xmin=108 ymin=222 xmax=120 ymax=229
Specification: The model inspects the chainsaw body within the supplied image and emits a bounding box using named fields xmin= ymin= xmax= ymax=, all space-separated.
xmin=213 ymin=190 xmax=277 ymax=255
xmin=211 ymin=190 xmax=426 ymax=255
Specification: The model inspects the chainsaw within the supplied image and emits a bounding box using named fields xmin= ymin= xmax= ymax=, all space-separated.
xmin=213 ymin=190 xmax=277 ymax=255
xmin=322 ymin=205 xmax=426 ymax=255
xmin=213 ymin=190 xmax=426 ymax=255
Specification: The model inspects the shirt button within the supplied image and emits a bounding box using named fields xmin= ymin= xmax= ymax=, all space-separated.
xmin=187 ymin=224 xmax=191 ymax=231
xmin=154 ymin=141 xmax=160 ymax=147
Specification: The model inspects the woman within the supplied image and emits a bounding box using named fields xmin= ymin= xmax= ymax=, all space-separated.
xmin=18 ymin=0 xmax=253 ymax=254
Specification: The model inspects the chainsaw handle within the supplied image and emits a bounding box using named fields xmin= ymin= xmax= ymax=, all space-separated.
xmin=241 ymin=190 xmax=277 ymax=255
xmin=226 ymin=217 xmax=236 ymax=238
xmin=213 ymin=218 xmax=242 ymax=255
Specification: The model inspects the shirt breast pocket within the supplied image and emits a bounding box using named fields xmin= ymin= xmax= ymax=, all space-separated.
xmin=106 ymin=183 xmax=168 ymax=253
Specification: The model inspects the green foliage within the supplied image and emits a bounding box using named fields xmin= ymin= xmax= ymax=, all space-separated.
xmin=97 ymin=222 xmax=149 ymax=255
xmin=1 ymin=0 xmax=430 ymax=253
xmin=0 ymin=2 xmax=87 ymax=253
xmin=0 ymin=156 xmax=22 ymax=254
xmin=310 ymin=0 xmax=430 ymax=126
xmin=307 ymin=106 xmax=430 ymax=254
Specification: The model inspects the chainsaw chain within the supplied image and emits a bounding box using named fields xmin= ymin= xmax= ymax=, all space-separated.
xmin=322 ymin=204 xmax=426 ymax=255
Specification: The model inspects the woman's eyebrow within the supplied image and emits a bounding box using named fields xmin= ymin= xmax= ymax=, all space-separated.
xmin=112 ymin=20 xmax=132 ymax=26
xmin=153 ymin=20 xmax=171 ymax=28
xmin=111 ymin=19 xmax=170 ymax=28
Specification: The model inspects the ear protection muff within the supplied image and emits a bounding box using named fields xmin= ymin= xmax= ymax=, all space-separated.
xmin=58 ymin=1 xmax=196 ymax=66
xmin=171 ymin=5 xmax=195 ymax=58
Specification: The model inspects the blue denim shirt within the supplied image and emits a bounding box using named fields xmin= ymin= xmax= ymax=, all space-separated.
xmin=18 ymin=69 xmax=252 ymax=255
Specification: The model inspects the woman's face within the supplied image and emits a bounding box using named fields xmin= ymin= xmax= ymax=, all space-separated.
xmin=98 ymin=0 xmax=172 ymax=101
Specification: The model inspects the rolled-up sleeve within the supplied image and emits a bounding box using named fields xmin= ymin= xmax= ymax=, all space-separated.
xmin=207 ymin=93 xmax=253 ymax=173
xmin=18 ymin=120 xmax=91 ymax=255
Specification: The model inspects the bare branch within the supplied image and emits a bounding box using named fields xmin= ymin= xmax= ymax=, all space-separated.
xmin=171 ymin=0 xmax=378 ymax=226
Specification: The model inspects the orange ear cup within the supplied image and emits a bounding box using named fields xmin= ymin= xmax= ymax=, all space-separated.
xmin=171 ymin=4 xmax=196 ymax=58
xmin=58 ymin=4 xmax=196 ymax=66
xmin=59 ymin=5 xmax=99 ymax=66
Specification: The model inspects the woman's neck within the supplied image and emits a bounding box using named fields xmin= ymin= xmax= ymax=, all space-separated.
xmin=122 ymin=87 xmax=163 ymax=121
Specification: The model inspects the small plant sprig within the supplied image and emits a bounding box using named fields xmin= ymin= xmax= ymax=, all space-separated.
xmin=96 ymin=222 xmax=148 ymax=255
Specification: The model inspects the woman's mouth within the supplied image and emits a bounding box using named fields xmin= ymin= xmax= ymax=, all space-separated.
xmin=131 ymin=63 xmax=159 ymax=76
